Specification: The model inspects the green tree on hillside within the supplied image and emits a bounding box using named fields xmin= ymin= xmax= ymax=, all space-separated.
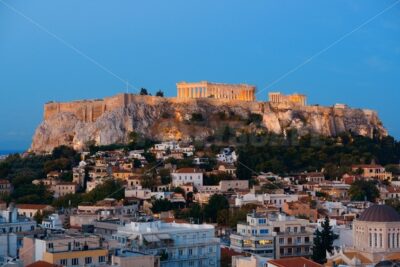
xmin=203 ymin=194 xmax=229 ymax=223
xmin=349 ymin=180 xmax=379 ymax=202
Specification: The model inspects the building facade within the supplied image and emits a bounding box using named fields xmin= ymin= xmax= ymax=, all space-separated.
xmin=268 ymin=92 xmax=307 ymax=106
xmin=0 ymin=205 xmax=36 ymax=259
xmin=230 ymin=212 xmax=313 ymax=259
xmin=171 ymin=168 xmax=203 ymax=188
xmin=20 ymin=233 xmax=108 ymax=266
xmin=327 ymin=205 xmax=400 ymax=266
xmin=352 ymin=164 xmax=393 ymax=181
xmin=177 ymin=81 xmax=255 ymax=101
xmin=112 ymin=220 xmax=221 ymax=267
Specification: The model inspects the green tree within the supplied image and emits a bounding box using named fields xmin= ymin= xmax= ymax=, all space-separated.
xmin=141 ymin=174 xmax=157 ymax=190
xmin=140 ymin=88 xmax=148 ymax=95
xmin=349 ymin=180 xmax=379 ymax=202
xmin=247 ymin=113 xmax=263 ymax=125
xmin=191 ymin=113 xmax=204 ymax=122
xmin=173 ymin=187 xmax=186 ymax=197
xmin=159 ymin=168 xmax=171 ymax=185
xmin=133 ymin=159 xmax=142 ymax=169
xmin=312 ymin=216 xmax=338 ymax=264
xmin=83 ymin=179 xmax=124 ymax=203
xmin=155 ymin=90 xmax=164 ymax=97
xmin=203 ymin=194 xmax=229 ymax=223
xmin=188 ymin=203 xmax=203 ymax=223
xmin=222 ymin=125 xmax=231 ymax=142
xmin=52 ymin=193 xmax=83 ymax=209
xmin=236 ymin=150 xmax=254 ymax=180
xmin=151 ymin=199 xmax=173 ymax=213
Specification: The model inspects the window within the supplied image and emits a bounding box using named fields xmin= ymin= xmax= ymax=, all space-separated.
xmin=179 ymin=249 xmax=183 ymax=256
xmin=260 ymin=229 xmax=269 ymax=235
xmin=297 ymin=237 xmax=302 ymax=244
xmin=85 ymin=257 xmax=92 ymax=264
xmin=188 ymin=248 xmax=193 ymax=256
xmin=60 ymin=259 xmax=67 ymax=265
xmin=99 ymin=256 xmax=106 ymax=263
xmin=48 ymin=243 xmax=54 ymax=249
xmin=71 ymin=258 xmax=79 ymax=266
xmin=279 ymin=238 xmax=284 ymax=244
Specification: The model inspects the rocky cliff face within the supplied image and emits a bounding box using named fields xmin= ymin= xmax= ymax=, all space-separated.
xmin=31 ymin=95 xmax=387 ymax=153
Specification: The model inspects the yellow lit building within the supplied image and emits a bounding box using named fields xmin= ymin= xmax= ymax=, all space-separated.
xmin=268 ymin=92 xmax=307 ymax=106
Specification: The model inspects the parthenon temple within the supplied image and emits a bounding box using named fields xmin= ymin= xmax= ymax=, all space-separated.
xmin=176 ymin=81 xmax=256 ymax=101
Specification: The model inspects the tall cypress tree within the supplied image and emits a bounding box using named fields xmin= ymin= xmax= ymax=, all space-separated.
xmin=311 ymin=216 xmax=338 ymax=263
xmin=311 ymin=228 xmax=325 ymax=263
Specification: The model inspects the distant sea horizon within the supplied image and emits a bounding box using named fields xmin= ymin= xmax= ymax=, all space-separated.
xmin=0 ymin=149 xmax=24 ymax=156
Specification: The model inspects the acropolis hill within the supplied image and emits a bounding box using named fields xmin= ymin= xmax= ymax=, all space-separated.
xmin=32 ymin=82 xmax=387 ymax=152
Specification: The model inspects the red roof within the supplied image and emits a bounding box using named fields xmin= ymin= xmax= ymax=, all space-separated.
xmin=0 ymin=179 xmax=10 ymax=184
xmin=16 ymin=204 xmax=52 ymax=210
xmin=26 ymin=261 xmax=61 ymax=267
xmin=352 ymin=164 xmax=384 ymax=169
xmin=268 ymin=257 xmax=322 ymax=267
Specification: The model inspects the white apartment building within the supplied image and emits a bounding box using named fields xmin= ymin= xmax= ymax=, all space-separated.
xmin=216 ymin=148 xmax=237 ymax=164
xmin=112 ymin=220 xmax=221 ymax=267
xmin=171 ymin=168 xmax=203 ymax=188
xmin=42 ymin=213 xmax=63 ymax=230
xmin=0 ymin=206 xmax=36 ymax=259
xmin=235 ymin=193 xmax=299 ymax=208
xmin=230 ymin=212 xmax=313 ymax=259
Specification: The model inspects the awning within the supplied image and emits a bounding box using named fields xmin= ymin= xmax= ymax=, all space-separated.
xmin=143 ymin=235 xmax=160 ymax=242
xmin=157 ymin=233 xmax=172 ymax=240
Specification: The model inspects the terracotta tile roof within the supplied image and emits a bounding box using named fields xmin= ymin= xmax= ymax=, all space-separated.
xmin=16 ymin=204 xmax=52 ymax=210
xmin=26 ymin=261 xmax=61 ymax=267
xmin=387 ymin=186 xmax=400 ymax=193
xmin=268 ymin=257 xmax=322 ymax=267
xmin=0 ymin=179 xmax=10 ymax=184
xmin=352 ymin=164 xmax=384 ymax=169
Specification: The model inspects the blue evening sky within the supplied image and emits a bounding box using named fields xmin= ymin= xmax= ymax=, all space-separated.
xmin=0 ymin=0 xmax=399 ymax=150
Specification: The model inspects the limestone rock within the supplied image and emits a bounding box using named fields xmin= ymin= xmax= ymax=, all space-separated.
xmin=31 ymin=95 xmax=387 ymax=153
